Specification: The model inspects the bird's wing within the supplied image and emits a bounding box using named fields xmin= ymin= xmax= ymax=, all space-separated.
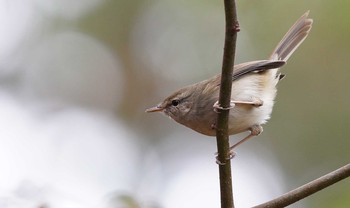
xmin=206 ymin=60 xmax=285 ymax=93
xmin=232 ymin=60 xmax=285 ymax=81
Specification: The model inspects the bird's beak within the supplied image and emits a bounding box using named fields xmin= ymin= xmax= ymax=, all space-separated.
xmin=145 ymin=105 xmax=164 ymax=113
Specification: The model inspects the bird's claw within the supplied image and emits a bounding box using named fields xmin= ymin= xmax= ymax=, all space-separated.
xmin=213 ymin=101 xmax=235 ymax=113
xmin=215 ymin=151 xmax=237 ymax=165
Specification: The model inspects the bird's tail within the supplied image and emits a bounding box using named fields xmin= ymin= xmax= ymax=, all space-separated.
xmin=270 ymin=11 xmax=313 ymax=61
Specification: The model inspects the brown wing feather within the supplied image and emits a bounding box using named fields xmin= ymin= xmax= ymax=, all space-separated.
xmin=232 ymin=60 xmax=285 ymax=81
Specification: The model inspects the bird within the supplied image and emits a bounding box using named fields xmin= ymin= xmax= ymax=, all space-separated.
xmin=146 ymin=11 xmax=313 ymax=153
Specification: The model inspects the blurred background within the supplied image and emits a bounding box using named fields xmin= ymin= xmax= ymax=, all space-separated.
xmin=0 ymin=0 xmax=349 ymax=207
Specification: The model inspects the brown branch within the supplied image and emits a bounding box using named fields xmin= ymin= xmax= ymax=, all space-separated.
xmin=215 ymin=0 xmax=239 ymax=208
xmin=253 ymin=163 xmax=350 ymax=208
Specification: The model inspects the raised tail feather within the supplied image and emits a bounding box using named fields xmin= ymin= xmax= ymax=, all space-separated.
xmin=231 ymin=12 xmax=313 ymax=83
xmin=270 ymin=11 xmax=313 ymax=61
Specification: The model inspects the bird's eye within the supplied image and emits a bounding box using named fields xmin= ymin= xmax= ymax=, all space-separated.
xmin=171 ymin=99 xmax=179 ymax=106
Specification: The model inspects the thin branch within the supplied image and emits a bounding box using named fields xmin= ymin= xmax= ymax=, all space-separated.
xmin=215 ymin=0 xmax=239 ymax=208
xmin=253 ymin=163 xmax=350 ymax=208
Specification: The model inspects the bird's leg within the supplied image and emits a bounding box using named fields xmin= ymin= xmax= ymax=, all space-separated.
xmin=213 ymin=98 xmax=263 ymax=164
xmin=228 ymin=125 xmax=263 ymax=157
xmin=213 ymin=97 xmax=263 ymax=113
xmin=232 ymin=97 xmax=263 ymax=107
xmin=215 ymin=124 xmax=262 ymax=165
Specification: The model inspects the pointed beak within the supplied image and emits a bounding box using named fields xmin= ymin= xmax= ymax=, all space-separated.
xmin=145 ymin=105 xmax=164 ymax=113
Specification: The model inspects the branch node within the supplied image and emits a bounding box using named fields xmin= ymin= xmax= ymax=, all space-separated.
xmin=234 ymin=20 xmax=240 ymax=32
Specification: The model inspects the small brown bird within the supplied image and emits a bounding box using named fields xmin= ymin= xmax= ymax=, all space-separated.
xmin=146 ymin=12 xmax=313 ymax=151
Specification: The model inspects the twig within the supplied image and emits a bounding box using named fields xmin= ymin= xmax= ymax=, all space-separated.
xmin=215 ymin=0 xmax=239 ymax=208
xmin=253 ymin=163 xmax=350 ymax=208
